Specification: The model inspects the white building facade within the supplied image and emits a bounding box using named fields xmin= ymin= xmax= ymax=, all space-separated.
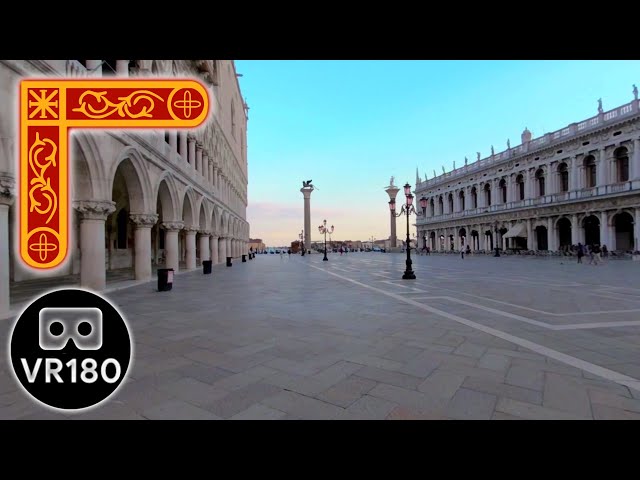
xmin=415 ymin=95 xmax=640 ymax=255
xmin=0 ymin=60 xmax=250 ymax=316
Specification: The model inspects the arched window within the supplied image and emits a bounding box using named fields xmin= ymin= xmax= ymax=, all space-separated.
xmin=499 ymin=179 xmax=507 ymax=203
xmin=117 ymin=209 xmax=128 ymax=249
xmin=438 ymin=196 xmax=444 ymax=215
xmin=614 ymin=147 xmax=629 ymax=182
xmin=448 ymin=193 xmax=453 ymax=213
xmin=516 ymin=174 xmax=525 ymax=200
xmin=471 ymin=187 xmax=477 ymax=208
xmin=459 ymin=190 xmax=465 ymax=211
xmin=558 ymin=163 xmax=569 ymax=192
xmin=484 ymin=183 xmax=491 ymax=206
xmin=430 ymin=198 xmax=435 ymax=216
xmin=535 ymin=168 xmax=545 ymax=196
xmin=584 ymin=156 xmax=596 ymax=188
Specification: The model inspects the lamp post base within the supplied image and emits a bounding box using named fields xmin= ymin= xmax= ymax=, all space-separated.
xmin=323 ymin=256 xmax=328 ymax=261
xmin=494 ymin=247 xmax=500 ymax=257
xmin=402 ymin=257 xmax=416 ymax=280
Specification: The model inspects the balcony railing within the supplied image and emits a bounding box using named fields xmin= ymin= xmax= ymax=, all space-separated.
xmin=66 ymin=60 xmax=89 ymax=77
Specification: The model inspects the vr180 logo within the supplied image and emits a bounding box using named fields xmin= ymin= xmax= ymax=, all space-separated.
xmin=9 ymin=290 xmax=133 ymax=412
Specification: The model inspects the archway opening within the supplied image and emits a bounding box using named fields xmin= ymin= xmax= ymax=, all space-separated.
xmin=557 ymin=217 xmax=572 ymax=250
xmin=516 ymin=174 xmax=524 ymax=200
xmin=582 ymin=215 xmax=600 ymax=247
xmin=535 ymin=226 xmax=548 ymax=250
xmin=558 ymin=163 xmax=569 ymax=192
xmin=535 ymin=169 xmax=545 ymax=196
xmin=471 ymin=187 xmax=478 ymax=208
xmin=613 ymin=212 xmax=634 ymax=251
xmin=584 ymin=156 xmax=596 ymax=188
xmin=614 ymin=147 xmax=629 ymax=183
xmin=484 ymin=183 xmax=491 ymax=206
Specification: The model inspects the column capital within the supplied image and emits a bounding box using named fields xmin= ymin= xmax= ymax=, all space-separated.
xmin=74 ymin=200 xmax=116 ymax=220
xmin=199 ymin=230 xmax=211 ymax=236
xmin=163 ymin=221 xmax=184 ymax=232
xmin=0 ymin=173 xmax=16 ymax=206
xmin=196 ymin=142 xmax=204 ymax=151
xmin=187 ymin=133 xmax=196 ymax=142
xmin=210 ymin=233 xmax=219 ymax=239
xmin=129 ymin=213 xmax=158 ymax=227
xmin=184 ymin=226 xmax=199 ymax=234
xmin=208 ymin=157 xmax=214 ymax=166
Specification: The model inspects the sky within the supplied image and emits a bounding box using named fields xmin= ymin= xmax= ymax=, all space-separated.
xmin=235 ymin=60 xmax=640 ymax=247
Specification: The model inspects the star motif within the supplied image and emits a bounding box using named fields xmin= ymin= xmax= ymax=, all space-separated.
xmin=28 ymin=89 xmax=59 ymax=119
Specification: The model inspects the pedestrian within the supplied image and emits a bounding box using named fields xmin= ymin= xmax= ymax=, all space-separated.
xmin=577 ymin=242 xmax=584 ymax=264
xmin=592 ymin=244 xmax=601 ymax=265
xmin=287 ymin=249 xmax=291 ymax=257
xmin=466 ymin=245 xmax=471 ymax=256
xmin=588 ymin=245 xmax=595 ymax=264
xmin=460 ymin=247 xmax=465 ymax=259
xmin=280 ymin=249 xmax=284 ymax=259
xmin=602 ymin=244 xmax=608 ymax=261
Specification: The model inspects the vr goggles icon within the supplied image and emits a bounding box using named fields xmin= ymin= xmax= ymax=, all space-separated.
xmin=38 ymin=307 xmax=103 ymax=351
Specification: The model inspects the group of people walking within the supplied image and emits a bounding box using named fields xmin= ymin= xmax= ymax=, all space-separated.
xmin=575 ymin=243 xmax=608 ymax=265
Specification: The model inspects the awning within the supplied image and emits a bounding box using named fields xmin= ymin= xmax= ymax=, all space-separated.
xmin=503 ymin=223 xmax=527 ymax=238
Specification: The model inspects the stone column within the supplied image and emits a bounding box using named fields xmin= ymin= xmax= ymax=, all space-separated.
xmin=163 ymin=222 xmax=183 ymax=271
xmin=218 ymin=236 xmax=226 ymax=263
xmin=227 ymin=238 xmax=232 ymax=258
xmin=210 ymin=235 xmax=219 ymax=264
xmin=205 ymin=156 xmax=212 ymax=184
xmin=0 ymin=175 xmax=15 ymax=317
xmin=74 ymin=200 xmax=116 ymax=291
xmin=571 ymin=214 xmax=579 ymax=246
xmin=184 ymin=227 xmax=197 ymax=269
xmin=634 ymin=208 xmax=640 ymax=252
xmin=570 ymin=156 xmax=579 ymax=192
xmin=199 ymin=231 xmax=211 ymax=262
xmin=188 ymin=135 xmax=196 ymax=167
xmin=547 ymin=217 xmax=556 ymax=251
xmin=597 ymin=148 xmax=607 ymax=187
xmin=632 ymin=138 xmax=640 ymax=181
xmin=116 ymin=60 xmax=129 ymax=76
xmin=179 ymin=132 xmax=188 ymax=161
xmin=196 ymin=142 xmax=203 ymax=176
xmin=599 ymin=211 xmax=609 ymax=248
xmin=526 ymin=218 xmax=533 ymax=250
xmin=86 ymin=60 xmax=102 ymax=76
xmin=129 ymin=213 xmax=158 ymax=281
xmin=169 ymin=131 xmax=178 ymax=155
xmin=301 ymin=186 xmax=314 ymax=252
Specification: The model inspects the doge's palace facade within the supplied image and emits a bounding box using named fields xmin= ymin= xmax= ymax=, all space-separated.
xmin=415 ymin=92 xmax=640 ymax=255
xmin=0 ymin=60 xmax=250 ymax=316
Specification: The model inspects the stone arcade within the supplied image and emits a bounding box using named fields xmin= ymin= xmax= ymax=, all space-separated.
xmin=415 ymin=94 xmax=640 ymax=255
xmin=0 ymin=60 xmax=250 ymax=316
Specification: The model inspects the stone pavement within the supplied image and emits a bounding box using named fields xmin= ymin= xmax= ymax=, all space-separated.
xmin=2 ymin=251 xmax=640 ymax=420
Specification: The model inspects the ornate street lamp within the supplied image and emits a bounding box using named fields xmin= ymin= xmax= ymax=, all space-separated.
xmin=390 ymin=184 xmax=427 ymax=279
xmin=299 ymin=229 xmax=305 ymax=256
xmin=494 ymin=221 xmax=500 ymax=257
xmin=318 ymin=219 xmax=334 ymax=262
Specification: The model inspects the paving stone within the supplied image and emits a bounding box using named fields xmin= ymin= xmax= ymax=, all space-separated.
xmin=435 ymin=333 xmax=467 ymax=348
xmin=16 ymin=410 xmax=71 ymax=420
xmin=477 ymin=353 xmax=512 ymax=373
xmin=346 ymin=395 xmax=398 ymax=420
xmin=243 ymin=365 xmax=281 ymax=378
xmin=397 ymin=353 xmax=442 ymax=378
xmin=172 ymin=363 xmax=234 ymax=386
xmin=155 ymin=377 xmax=230 ymax=407
xmin=182 ymin=349 xmax=229 ymax=367
xmin=381 ymin=345 xmax=424 ymax=363
xmin=453 ymin=342 xmax=488 ymax=359
xmin=262 ymin=371 xmax=329 ymax=396
xmin=462 ymin=376 xmax=543 ymax=404
xmin=353 ymin=366 xmax=423 ymax=390
xmin=386 ymin=406 xmax=449 ymax=420
xmin=494 ymin=397 xmax=590 ymax=420
xmin=588 ymin=389 xmax=640 ymax=413
xmin=311 ymin=361 xmax=364 ymax=386
xmin=205 ymin=383 xmax=283 ymax=418
xmin=542 ymin=373 xmax=592 ymax=417
xmin=261 ymin=390 xmax=347 ymax=420
xmin=445 ymin=388 xmax=497 ymax=420
xmin=230 ymin=403 xmax=288 ymax=420
xmin=591 ymin=403 xmax=640 ymax=420
xmin=345 ymin=354 xmax=404 ymax=372
xmin=315 ymin=376 xmax=378 ymax=408
xmin=417 ymin=371 xmax=466 ymax=399
xmin=141 ymin=399 xmax=222 ymax=420
xmin=368 ymin=383 xmax=449 ymax=413
xmin=211 ymin=371 xmax=264 ymax=391
xmin=491 ymin=412 xmax=524 ymax=420
xmin=505 ymin=366 xmax=546 ymax=391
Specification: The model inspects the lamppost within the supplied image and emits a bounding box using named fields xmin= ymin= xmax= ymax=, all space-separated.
xmin=318 ymin=219 xmax=334 ymax=262
xmin=494 ymin=221 xmax=500 ymax=257
xmin=389 ymin=183 xmax=427 ymax=280
xmin=299 ymin=230 xmax=305 ymax=256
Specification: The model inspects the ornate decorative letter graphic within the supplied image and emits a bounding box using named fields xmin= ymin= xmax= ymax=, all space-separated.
xmin=20 ymin=79 xmax=209 ymax=269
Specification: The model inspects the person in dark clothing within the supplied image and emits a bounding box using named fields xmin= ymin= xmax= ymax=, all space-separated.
xmin=287 ymin=249 xmax=291 ymax=257
xmin=576 ymin=242 xmax=584 ymax=264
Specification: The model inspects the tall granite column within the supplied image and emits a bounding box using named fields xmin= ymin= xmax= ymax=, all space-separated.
xmin=300 ymin=185 xmax=314 ymax=252
xmin=385 ymin=182 xmax=400 ymax=248
xmin=163 ymin=222 xmax=183 ymax=272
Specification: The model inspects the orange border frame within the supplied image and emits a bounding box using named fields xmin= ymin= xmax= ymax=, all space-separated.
xmin=20 ymin=79 xmax=209 ymax=270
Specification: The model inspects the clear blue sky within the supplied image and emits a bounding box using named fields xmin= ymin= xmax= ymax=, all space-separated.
xmin=235 ymin=60 xmax=640 ymax=247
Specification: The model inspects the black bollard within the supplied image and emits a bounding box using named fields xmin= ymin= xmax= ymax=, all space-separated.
xmin=242 ymin=254 xmax=247 ymax=262
xmin=226 ymin=256 xmax=232 ymax=267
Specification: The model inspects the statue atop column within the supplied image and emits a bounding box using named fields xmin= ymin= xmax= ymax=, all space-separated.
xmin=598 ymin=98 xmax=603 ymax=113
xmin=302 ymin=180 xmax=314 ymax=189
xmin=507 ymin=139 xmax=511 ymax=149
xmin=477 ymin=152 xmax=481 ymax=162
xmin=491 ymin=145 xmax=495 ymax=156
xmin=634 ymin=84 xmax=638 ymax=101
xmin=453 ymin=160 xmax=456 ymax=170
xmin=441 ymin=165 xmax=445 ymax=174
xmin=465 ymin=156 xmax=468 ymax=166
